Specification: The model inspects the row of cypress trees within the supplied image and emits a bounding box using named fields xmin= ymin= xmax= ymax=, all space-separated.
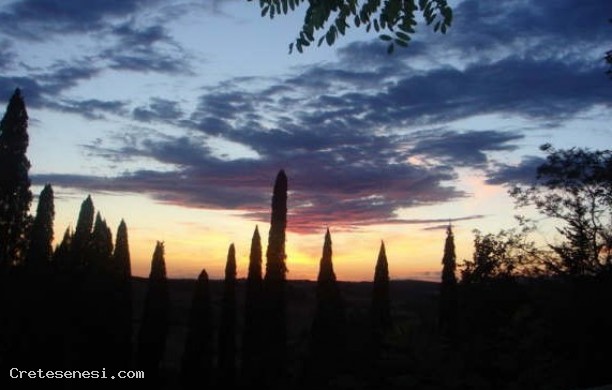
xmin=0 ymin=88 xmax=459 ymax=389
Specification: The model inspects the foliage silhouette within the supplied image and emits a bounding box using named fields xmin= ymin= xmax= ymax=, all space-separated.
xmin=262 ymin=169 xmax=289 ymax=389
xmin=0 ymin=88 xmax=32 ymax=269
xmin=249 ymin=0 xmax=453 ymax=54
xmin=241 ymin=225 xmax=264 ymax=388
xmin=218 ymin=243 xmax=237 ymax=388
xmin=26 ymin=184 xmax=54 ymax=272
xmin=302 ymin=228 xmax=346 ymax=388
xmin=111 ymin=219 xmax=133 ymax=368
xmin=136 ymin=241 xmax=170 ymax=382
xmin=70 ymin=195 xmax=94 ymax=271
xmin=439 ymin=223 xmax=457 ymax=344
xmin=371 ymin=240 xmax=391 ymax=336
xmin=510 ymin=144 xmax=612 ymax=276
xmin=181 ymin=269 xmax=213 ymax=389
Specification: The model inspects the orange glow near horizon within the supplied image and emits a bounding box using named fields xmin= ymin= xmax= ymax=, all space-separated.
xmin=48 ymin=189 xmax=480 ymax=283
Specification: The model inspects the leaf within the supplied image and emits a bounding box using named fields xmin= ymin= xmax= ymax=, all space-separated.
xmin=325 ymin=29 xmax=335 ymax=46
xmin=387 ymin=43 xmax=395 ymax=54
xmin=261 ymin=5 xmax=269 ymax=17
xmin=394 ymin=38 xmax=409 ymax=47
xmin=380 ymin=34 xmax=393 ymax=41
xmin=395 ymin=31 xmax=409 ymax=41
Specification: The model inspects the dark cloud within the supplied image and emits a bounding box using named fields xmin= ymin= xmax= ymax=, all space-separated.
xmin=409 ymin=130 xmax=524 ymax=167
xmin=39 ymin=61 xmax=100 ymax=93
xmin=486 ymin=156 xmax=545 ymax=186
xmin=37 ymin=132 xmax=466 ymax=233
xmin=50 ymin=99 xmax=128 ymax=119
xmin=0 ymin=0 xmax=152 ymax=39
xmin=1 ymin=65 xmax=124 ymax=120
xmin=133 ymin=98 xmax=183 ymax=122
xmin=17 ymin=0 xmax=612 ymax=233
xmin=0 ymin=77 xmax=45 ymax=107
xmin=101 ymin=22 xmax=192 ymax=74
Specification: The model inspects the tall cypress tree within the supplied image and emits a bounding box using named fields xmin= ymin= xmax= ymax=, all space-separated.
xmin=0 ymin=88 xmax=32 ymax=269
xmin=439 ymin=224 xmax=458 ymax=344
xmin=81 ymin=212 xmax=115 ymax=369
xmin=263 ymin=169 xmax=288 ymax=389
xmin=242 ymin=225 xmax=263 ymax=387
xmin=218 ymin=243 xmax=237 ymax=388
xmin=52 ymin=227 xmax=72 ymax=270
xmin=26 ymin=184 xmax=54 ymax=271
xmin=136 ymin=241 xmax=170 ymax=382
xmin=88 ymin=212 xmax=113 ymax=272
xmin=303 ymin=228 xmax=346 ymax=387
xmin=112 ymin=219 xmax=132 ymax=368
xmin=181 ymin=269 xmax=213 ymax=389
xmin=71 ymin=195 xmax=94 ymax=270
xmin=371 ymin=241 xmax=391 ymax=346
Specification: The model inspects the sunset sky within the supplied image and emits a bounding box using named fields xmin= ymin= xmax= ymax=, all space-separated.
xmin=1 ymin=0 xmax=611 ymax=281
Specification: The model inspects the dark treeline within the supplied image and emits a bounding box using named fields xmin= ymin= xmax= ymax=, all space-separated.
xmin=1 ymin=88 xmax=612 ymax=390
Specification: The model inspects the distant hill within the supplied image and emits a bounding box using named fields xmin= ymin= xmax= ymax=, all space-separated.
xmin=131 ymin=277 xmax=440 ymax=374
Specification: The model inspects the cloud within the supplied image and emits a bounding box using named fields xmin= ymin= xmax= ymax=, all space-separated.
xmin=486 ymin=156 xmax=546 ymax=186
xmin=0 ymin=0 xmax=153 ymax=39
xmin=409 ymin=130 xmax=524 ymax=167
xmin=17 ymin=0 xmax=612 ymax=234
xmin=101 ymin=22 xmax=192 ymax=74
xmin=133 ymin=98 xmax=184 ymax=122
xmin=36 ymin=132 xmax=466 ymax=233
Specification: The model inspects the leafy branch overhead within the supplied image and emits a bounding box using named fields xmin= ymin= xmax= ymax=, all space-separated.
xmin=248 ymin=0 xmax=453 ymax=54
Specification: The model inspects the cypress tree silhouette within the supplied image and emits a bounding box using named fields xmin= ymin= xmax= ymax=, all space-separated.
xmin=88 ymin=212 xmax=113 ymax=271
xmin=81 ymin=211 xmax=115 ymax=369
xmin=218 ymin=243 xmax=237 ymax=388
xmin=26 ymin=184 xmax=54 ymax=272
xmin=136 ymin=241 xmax=170 ymax=383
xmin=439 ymin=224 xmax=458 ymax=344
xmin=71 ymin=195 xmax=94 ymax=270
xmin=0 ymin=88 xmax=32 ymax=269
xmin=263 ymin=169 xmax=288 ymax=389
xmin=303 ymin=228 xmax=346 ymax=388
xmin=16 ymin=184 xmax=56 ymax=369
xmin=370 ymin=241 xmax=391 ymax=350
xmin=241 ymin=225 xmax=264 ymax=387
xmin=111 ymin=220 xmax=133 ymax=368
xmin=52 ymin=227 xmax=72 ymax=269
xmin=181 ymin=269 xmax=213 ymax=389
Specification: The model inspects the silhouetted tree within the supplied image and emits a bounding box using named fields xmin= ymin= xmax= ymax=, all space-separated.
xmin=366 ymin=241 xmax=391 ymax=385
xmin=263 ymin=169 xmax=288 ymax=389
xmin=249 ymin=0 xmax=453 ymax=54
xmin=26 ymin=184 xmax=54 ymax=271
xmin=136 ymin=241 xmax=170 ymax=383
xmin=372 ymin=241 xmax=391 ymax=331
xmin=303 ymin=228 xmax=346 ymax=388
xmin=111 ymin=219 xmax=132 ymax=368
xmin=88 ymin=212 xmax=113 ymax=271
xmin=181 ymin=269 xmax=214 ymax=389
xmin=80 ymin=211 xmax=115 ymax=369
xmin=370 ymin=241 xmax=391 ymax=350
xmin=52 ymin=227 xmax=72 ymax=269
xmin=439 ymin=224 xmax=458 ymax=344
xmin=70 ymin=195 xmax=94 ymax=270
xmin=218 ymin=243 xmax=237 ymax=388
xmin=241 ymin=225 xmax=264 ymax=387
xmin=0 ymin=88 xmax=32 ymax=269
xmin=511 ymin=144 xmax=612 ymax=276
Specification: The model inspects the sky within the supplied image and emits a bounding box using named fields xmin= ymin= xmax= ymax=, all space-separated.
xmin=0 ymin=0 xmax=611 ymax=281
